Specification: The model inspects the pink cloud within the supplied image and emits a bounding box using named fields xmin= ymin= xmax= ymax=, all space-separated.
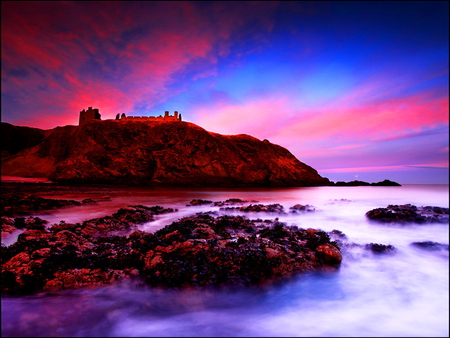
xmin=198 ymin=88 xmax=448 ymax=147
xmin=195 ymin=80 xmax=448 ymax=175
xmin=2 ymin=2 xmax=279 ymax=129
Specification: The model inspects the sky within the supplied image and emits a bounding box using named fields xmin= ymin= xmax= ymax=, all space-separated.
xmin=1 ymin=1 xmax=449 ymax=184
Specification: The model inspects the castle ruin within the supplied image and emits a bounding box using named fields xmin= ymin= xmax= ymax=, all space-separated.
xmin=79 ymin=107 xmax=182 ymax=125
xmin=116 ymin=110 xmax=182 ymax=122
xmin=79 ymin=107 xmax=101 ymax=126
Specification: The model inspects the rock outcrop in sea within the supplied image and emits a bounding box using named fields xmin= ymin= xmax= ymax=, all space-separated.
xmin=1 ymin=121 xmax=329 ymax=187
xmin=1 ymin=201 xmax=342 ymax=294
xmin=366 ymin=204 xmax=449 ymax=223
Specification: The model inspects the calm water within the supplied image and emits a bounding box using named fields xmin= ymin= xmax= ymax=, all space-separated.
xmin=2 ymin=185 xmax=449 ymax=337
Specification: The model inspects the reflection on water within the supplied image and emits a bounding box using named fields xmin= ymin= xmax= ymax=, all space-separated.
xmin=1 ymin=185 xmax=449 ymax=337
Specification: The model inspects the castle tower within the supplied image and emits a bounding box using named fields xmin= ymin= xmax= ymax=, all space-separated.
xmin=79 ymin=107 xmax=101 ymax=126
xmin=164 ymin=111 xmax=169 ymax=118
xmin=174 ymin=111 xmax=179 ymax=119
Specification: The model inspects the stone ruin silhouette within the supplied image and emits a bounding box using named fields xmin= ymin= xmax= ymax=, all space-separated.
xmin=79 ymin=107 xmax=182 ymax=126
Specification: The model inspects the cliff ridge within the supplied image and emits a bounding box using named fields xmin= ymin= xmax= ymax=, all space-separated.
xmin=1 ymin=121 xmax=329 ymax=187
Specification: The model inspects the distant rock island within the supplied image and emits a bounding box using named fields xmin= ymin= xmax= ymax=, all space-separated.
xmin=330 ymin=179 xmax=401 ymax=186
xmin=1 ymin=108 xmax=332 ymax=187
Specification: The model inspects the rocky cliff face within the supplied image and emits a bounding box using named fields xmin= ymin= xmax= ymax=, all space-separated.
xmin=1 ymin=120 xmax=329 ymax=187
xmin=1 ymin=123 xmax=48 ymax=159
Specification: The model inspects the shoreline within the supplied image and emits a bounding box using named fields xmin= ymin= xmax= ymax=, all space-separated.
xmin=1 ymin=187 xmax=448 ymax=295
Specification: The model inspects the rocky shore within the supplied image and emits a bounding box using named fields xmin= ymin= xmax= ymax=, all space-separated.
xmin=1 ymin=187 xmax=448 ymax=295
xmin=1 ymin=195 xmax=342 ymax=294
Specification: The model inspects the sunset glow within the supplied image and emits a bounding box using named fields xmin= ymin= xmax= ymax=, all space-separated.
xmin=1 ymin=1 xmax=448 ymax=183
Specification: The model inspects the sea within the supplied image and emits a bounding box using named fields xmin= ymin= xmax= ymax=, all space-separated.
xmin=1 ymin=184 xmax=449 ymax=337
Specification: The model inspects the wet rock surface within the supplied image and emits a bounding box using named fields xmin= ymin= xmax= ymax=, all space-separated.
xmin=1 ymin=193 xmax=85 ymax=217
xmin=219 ymin=203 xmax=316 ymax=214
xmin=365 ymin=204 xmax=449 ymax=224
xmin=220 ymin=203 xmax=287 ymax=213
xmin=289 ymin=204 xmax=315 ymax=213
xmin=364 ymin=243 xmax=397 ymax=254
xmin=187 ymin=199 xmax=213 ymax=206
xmin=2 ymin=189 xmax=446 ymax=296
xmin=213 ymin=198 xmax=259 ymax=207
xmin=410 ymin=241 xmax=449 ymax=251
xmin=327 ymin=230 xmax=397 ymax=255
xmin=1 ymin=216 xmax=48 ymax=237
xmin=1 ymin=206 xmax=342 ymax=294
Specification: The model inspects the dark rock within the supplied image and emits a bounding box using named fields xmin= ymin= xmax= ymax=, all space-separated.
xmin=1 ymin=122 xmax=47 ymax=160
xmin=187 ymin=199 xmax=213 ymax=206
xmin=365 ymin=243 xmax=397 ymax=254
xmin=1 ymin=217 xmax=18 ymax=237
xmin=220 ymin=203 xmax=286 ymax=214
xmin=371 ymin=179 xmax=401 ymax=186
xmin=366 ymin=204 xmax=449 ymax=224
xmin=140 ymin=216 xmax=341 ymax=287
xmin=58 ymin=205 xmax=177 ymax=238
xmin=213 ymin=198 xmax=258 ymax=207
xmin=1 ymin=213 xmax=341 ymax=294
xmin=1 ymin=121 xmax=329 ymax=187
xmin=289 ymin=204 xmax=315 ymax=213
xmin=0 ymin=193 xmax=82 ymax=217
xmin=330 ymin=179 xmax=401 ymax=186
xmin=328 ymin=229 xmax=347 ymax=240
xmin=410 ymin=241 xmax=449 ymax=251
xmin=333 ymin=180 xmax=372 ymax=186
xmin=81 ymin=198 xmax=98 ymax=204
xmin=2 ymin=216 xmax=49 ymax=238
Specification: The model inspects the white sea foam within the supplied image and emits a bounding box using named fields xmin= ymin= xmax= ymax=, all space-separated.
xmin=1 ymin=185 xmax=448 ymax=337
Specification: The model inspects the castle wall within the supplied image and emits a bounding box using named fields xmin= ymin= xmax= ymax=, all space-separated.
xmin=118 ymin=112 xmax=182 ymax=122
xmin=79 ymin=107 xmax=101 ymax=125
xmin=79 ymin=108 xmax=182 ymax=125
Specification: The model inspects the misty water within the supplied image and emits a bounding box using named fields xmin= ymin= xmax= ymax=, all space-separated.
xmin=2 ymin=185 xmax=449 ymax=337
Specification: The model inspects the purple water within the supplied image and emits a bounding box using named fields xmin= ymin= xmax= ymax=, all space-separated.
xmin=2 ymin=185 xmax=449 ymax=337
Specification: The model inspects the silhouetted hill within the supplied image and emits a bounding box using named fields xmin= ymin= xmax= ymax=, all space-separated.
xmin=1 ymin=120 xmax=330 ymax=187
xmin=1 ymin=123 xmax=49 ymax=158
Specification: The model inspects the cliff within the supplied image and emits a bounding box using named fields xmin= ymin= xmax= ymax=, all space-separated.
xmin=1 ymin=123 xmax=49 ymax=159
xmin=1 ymin=121 xmax=329 ymax=187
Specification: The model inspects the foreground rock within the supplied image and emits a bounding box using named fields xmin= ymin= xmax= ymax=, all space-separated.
xmin=1 ymin=216 xmax=48 ymax=238
xmin=366 ymin=204 xmax=449 ymax=224
xmin=1 ymin=212 xmax=341 ymax=294
xmin=1 ymin=121 xmax=330 ymax=187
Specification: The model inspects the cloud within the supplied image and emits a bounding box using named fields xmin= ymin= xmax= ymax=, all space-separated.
xmin=198 ymin=85 xmax=448 ymax=150
xmin=1 ymin=1 xmax=279 ymax=128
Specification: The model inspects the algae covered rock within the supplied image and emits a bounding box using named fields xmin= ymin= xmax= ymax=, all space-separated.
xmin=1 ymin=211 xmax=342 ymax=294
xmin=366 ymin=204 xmax=449 ymax=224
